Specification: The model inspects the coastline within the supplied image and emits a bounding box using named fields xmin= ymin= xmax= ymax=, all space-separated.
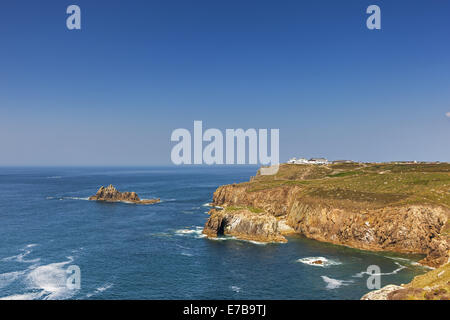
xmin=202 ymin=163 xmax=450 ymax=299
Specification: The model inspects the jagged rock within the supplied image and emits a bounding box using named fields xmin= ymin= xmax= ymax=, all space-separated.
xmin=203 ymin=208 xmax=287 ymax=243
xmin=361 ymin=285 xmax=404 ymax=300
xmin=88 ymin=185 xmax=160 ymax=205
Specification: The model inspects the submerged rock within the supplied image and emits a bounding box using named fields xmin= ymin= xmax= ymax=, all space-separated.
xmin=88 ymin=185 xmax=160 ymax=205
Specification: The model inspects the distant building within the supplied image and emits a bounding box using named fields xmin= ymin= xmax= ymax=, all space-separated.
xmin=309 ymin=158 xmax=328 ymax=164
xmin=296 ymin=158 xmax=309 ymax=164
xmin=287 ymin=157 xmax=329 ymax=165
xmin=332 ymin=160 xmax=355 ymax=164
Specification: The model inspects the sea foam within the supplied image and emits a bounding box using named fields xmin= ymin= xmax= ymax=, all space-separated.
xmin=0 ymin=251 xmax=79 ymax=300
xmin=174 ymin=227 xmax=206 ymax=239
xmin=296 ymin=257 xmax=342 ymax=267
xmin=321 ymin=276 xmax=353 ymax=289
xmin=353 ymin=262 xmax=406 ymax=278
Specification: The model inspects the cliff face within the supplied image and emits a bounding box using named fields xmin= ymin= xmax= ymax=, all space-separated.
xmin=203 ymin=208 xmax=289 ymax=243
xmin=287 ymin=202 xmax=449 ymax=267
xmin=203 ymin=164 xmax=450 ymax=267
xmin=89 ymin=185 xmax=160 ymax=205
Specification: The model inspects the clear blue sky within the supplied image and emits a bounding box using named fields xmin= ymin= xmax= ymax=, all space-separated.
xmin=0 ymin=0 xmax=449 ymax=165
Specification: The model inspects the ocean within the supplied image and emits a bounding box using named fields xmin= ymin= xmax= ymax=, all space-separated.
xmin=0 ymin=166 xmax=427 ymax=300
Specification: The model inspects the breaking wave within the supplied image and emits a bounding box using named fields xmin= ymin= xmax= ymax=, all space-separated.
xmin=1 ymin=244 xmax=40 ymax=264
xmin=0 ymin=256 xmax=79 ymax=300
xmin=321 ymin=276 xmax=353 ymax=289
xmin=0 ymin=270 xmax=28 ymax=289
xmin=86 ymin=283 xmax=113 ymax=298
xmin=174 ymin=227 xmax=206 ymax=239
xmin=231 ymin=285 xmax=242 ymax=293
xmin=46 ymin=196 xmax=89 ymax=201
xmin=353 ymin=262 xmax=406 ymax=278
xmin=296 ymin=257 xmax=342 ymax=267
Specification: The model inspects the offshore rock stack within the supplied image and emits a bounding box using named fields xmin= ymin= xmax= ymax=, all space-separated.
xmin=89 ymin=185 xmax=160 ymax=205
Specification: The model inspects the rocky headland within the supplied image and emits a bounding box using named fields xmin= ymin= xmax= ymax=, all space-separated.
xmin=203 ymin=163 xmax=450 ymax=268
xmin=203 ymin=163 xmax=450 ymax=299
xmin=88 ymin=185 xmax=160 ymax=204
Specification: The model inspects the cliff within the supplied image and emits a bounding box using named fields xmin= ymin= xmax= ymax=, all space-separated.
xmin=203 ymin=207 xmax=290 ymax=243
xmin=203 ymin=163 xmax=450 ymax=268
xmin=88 ymin=185 xmax=160 ymax=204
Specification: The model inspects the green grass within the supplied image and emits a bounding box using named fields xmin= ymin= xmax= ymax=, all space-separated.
xmin=248 ymin=163 xmax=450 ymax=208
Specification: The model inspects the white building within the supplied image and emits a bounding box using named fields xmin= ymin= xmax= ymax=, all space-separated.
xmin=309 ymin=158 xmax=329 ymax=164
xmin=287 ymin=157 xmax=328 ymax=165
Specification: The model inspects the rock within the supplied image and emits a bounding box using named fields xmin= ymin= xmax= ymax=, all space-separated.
xmin=88 ymin=185 xmax=160 ymax=205
xmin=311 ymin=260 xmax=323 ymax=265
xmin=361 ymin=285 xmax=403 ymax=300
xmin=203 ymin=208 xmax=287 ymax=243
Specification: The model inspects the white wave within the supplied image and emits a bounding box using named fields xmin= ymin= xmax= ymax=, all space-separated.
xmin=321 ymin=276 xmax=353 ymax=289
xmin=0 ymin=292 xmax=45 ymax=300
xmin=181 ymin=252 xmax=193 ymax=257
xmin=62 ymin=197 xmax=89 ymax=201
xmin=207 ymin=236 xmax=271 ymax=245
xmin=47 ymin=196 xmax=89 ymax=201
xmin=25 ymin=257 xmax=78 ymax=300
xmin=47 ymin=176 xmax=62 ymax=179
xmin=246 ymin=240 xmax=268 ymax=245
xmin=174 ymin=227 xmax=206 ymax=239
xmin=0 ymin=270 xmax=27 ymax=289
xmin=86 ymin=283 xmax=113 ymax=298
xmin=202 ymin=203 xmax=212 ymax=207
xmin=353 ymin=262 xmax=406 ymax=278
xmin=296 ymin=257 xmax=342 ymax=267
xmin=0 ymin=256 xmax=79 ymax=300
xmin=410 ymin=262 xmax=433 ymax=269
xmin=231 ymin=286 xmax=241 ymax=293
xmin=208 ymin=236 xmax=236 ymax=241
xmin=2 ymin=245 xmax=40 ymax=264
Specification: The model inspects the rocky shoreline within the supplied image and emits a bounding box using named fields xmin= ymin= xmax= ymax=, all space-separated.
xmin=201 ymin=163 xmax=450 ymax=300
xmin=88 ymin=185 xmax=160 ymax=205
xmin=203 ymin=183 xmax=449 ymax=267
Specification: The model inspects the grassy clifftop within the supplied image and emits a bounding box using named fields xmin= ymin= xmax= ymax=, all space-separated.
xmin=248 ymin=163 xmax=450 ymax=210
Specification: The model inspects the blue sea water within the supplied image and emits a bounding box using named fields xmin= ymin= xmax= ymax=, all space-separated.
xmin=0 ymin=166 xmax=427 ymax=300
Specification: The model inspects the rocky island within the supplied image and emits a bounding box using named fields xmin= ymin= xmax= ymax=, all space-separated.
xmin=203 ymin=162 xmax=450 ymax=299
xmin=88 ymin=185 xmax=160 ymax=204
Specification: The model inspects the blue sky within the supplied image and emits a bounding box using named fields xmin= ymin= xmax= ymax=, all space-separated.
xmin=0 ymin=0 xmax=449 ymax=165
